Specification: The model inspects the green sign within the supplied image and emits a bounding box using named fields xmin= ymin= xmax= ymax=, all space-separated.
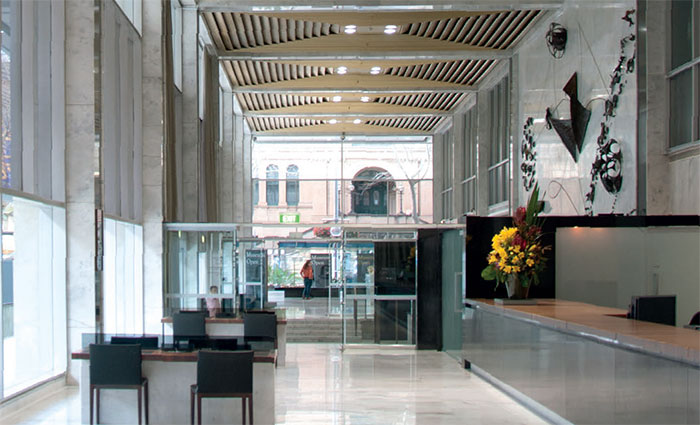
xmin=279 ymin=213 xmax=300 ymax=223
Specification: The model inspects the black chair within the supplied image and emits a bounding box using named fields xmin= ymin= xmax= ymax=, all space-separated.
xmin=89 ymin=344 xmax=148 ymax=424
xmin=173 ymin=311 xmax=207 ymax=350
xmin=190 ymin=350 xmax=254 ymax=424
xmin=243 ymin=313 xmax=276 ymax=350
xmin=110 ymin=336 xmax=159 ymax=349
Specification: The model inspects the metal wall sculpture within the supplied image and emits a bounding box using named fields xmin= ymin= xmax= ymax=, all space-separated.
xmin=546 ymin=73 xmax=591 ymax=163
xmin=584 ymin=10 xmax=636 ymax=214
xmin=521 ymin=117 xmax=537 ymax=191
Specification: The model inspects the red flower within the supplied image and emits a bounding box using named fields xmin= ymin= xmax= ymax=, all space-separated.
xmin=514 ymin=207 xmax=527 ymax=227
xmin=513 ymin=234 xmax=527 ymax=250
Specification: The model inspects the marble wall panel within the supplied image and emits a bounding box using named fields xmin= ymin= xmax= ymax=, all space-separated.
xmin=670 ymin=155 xmax=700 ymax=214
xmin=516 ymin=2 xmax=637 ymax=215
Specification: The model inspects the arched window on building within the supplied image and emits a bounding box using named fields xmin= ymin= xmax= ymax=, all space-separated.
xmin=266 ymin=164 xmax=279 ymax=206
xmin=286 ymin=164 xmax=299 ymax=206
xmin=351 ymin=168 xmax=394 ymax=215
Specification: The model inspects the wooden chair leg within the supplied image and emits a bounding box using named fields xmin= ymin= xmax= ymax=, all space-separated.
xmin=190 ymin=388 xmax=195 ymax=425
xmin=197 ymin=394 xmax=202 ymax=425
xmin=89 ymin=386 xmax=94 ymax=425
xmin=144 ymin=381 xmax=149 ymax=425
xmin=241 ymin=398 xmax=246 ymax=424
xmin=249 ymin=396 xmax=253 ymax=425
xmin=96 ymin=388 xmax=100 ymax=424
xmin=137 ymin=387 xmax=143 ymax=425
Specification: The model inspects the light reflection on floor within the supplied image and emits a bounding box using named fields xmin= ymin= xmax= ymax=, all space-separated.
xmin=0 ymin=343 xmax=547 ymax=425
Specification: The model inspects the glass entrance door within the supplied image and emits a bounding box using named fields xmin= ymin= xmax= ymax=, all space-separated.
xmin=341 ymin=235 xmax=417 ymax=346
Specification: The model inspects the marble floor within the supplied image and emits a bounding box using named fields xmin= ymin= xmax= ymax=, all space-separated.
xmin=1 ymin=344 xmax=548 ymax=425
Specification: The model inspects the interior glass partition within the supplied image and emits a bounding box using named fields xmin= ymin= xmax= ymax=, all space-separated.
xmin=164 ymin=229 xmax=237 ymax=316
xmin=164 ymin=225 xmax=418 ymax=346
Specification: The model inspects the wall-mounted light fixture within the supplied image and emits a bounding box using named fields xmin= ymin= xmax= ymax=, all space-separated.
xmin=545 ymin=22 xmax=567 ymax=58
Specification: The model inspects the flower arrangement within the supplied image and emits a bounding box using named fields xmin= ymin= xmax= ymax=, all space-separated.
xmin=481 ymin=184 xmax=550 ymax=296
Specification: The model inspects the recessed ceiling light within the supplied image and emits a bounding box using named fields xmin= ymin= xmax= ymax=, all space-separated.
xmin=332 ymin=95 xmax=342 ymax=102
xmin=370 ymin=66 xmax=381 ymax=75
xmin=361 ymin=96 xmax=370 ymax=102
xmin=344 ymin=25 xmax=357 ymax=34
xmin=353 ymin=119 xmax=362 ymax=124
xmin=328 ymin=119 xmax=338 ymax=124
xmin=336 ymin=66 xmax=348 ymax=75
xmin=384 ymin=25 xmax=398 ymax=34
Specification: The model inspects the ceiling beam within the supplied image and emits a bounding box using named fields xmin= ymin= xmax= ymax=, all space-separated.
xmin=230 ymin=73 xmax=471 ymax=90
xmin=244 ymin=111 xmax=452 ymax=118
xmin=251 ymin=123 xmax=430 ymax=135
xmin=241 ymin=102 xmax=443 ymax=115
xmin=232 ymin=87 xmax=476 ymax=94
xmin=216 ymin=33 xmax=511 ymax=60
xmin=218 ymin=49 xmax=510 ymax=61
xmin=196 ymin=1 xmax=565 ymax=13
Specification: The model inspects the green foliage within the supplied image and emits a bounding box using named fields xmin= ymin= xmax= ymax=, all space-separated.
xmin=267 ymin=265 xmax=296 ymax=286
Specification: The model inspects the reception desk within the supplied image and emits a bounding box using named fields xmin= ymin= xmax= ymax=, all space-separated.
xmin=72 ymin=349 xmax=275 ymax=424
xmin=462 ymin=299 xmax=699 ymax=424
xmin=161 ymin=316 xmax=287 ymax=366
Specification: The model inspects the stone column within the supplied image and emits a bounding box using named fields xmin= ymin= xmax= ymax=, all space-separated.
xmin=141 ymin=0 xmax=164 ymax=334
xmin=64 ymin=0 xmax=96 ymax=384
xmin=180 ymin=8 xmax=199 ymax=222
xmin=476 ymin=91 xmax=491 ymax=216
xmin=432 ymin=132 xmax=444 ymax=221
xmin=644 ymin=0 xmax=670 ymax=215
xmin=452 ymin=113 xmax=465 ymax=219
xmin=220 ymin=91 xmax=234 ymax=221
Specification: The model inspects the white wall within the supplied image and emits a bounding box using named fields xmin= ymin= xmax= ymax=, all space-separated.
xmin=556 ymin=226 xmax=700 ymax=326
xmin=516 ymin=1 xmax=637 ymax=215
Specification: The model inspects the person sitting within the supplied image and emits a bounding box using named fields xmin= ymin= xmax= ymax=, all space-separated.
xmin=206 ymin=285 xmax=221 ymax=318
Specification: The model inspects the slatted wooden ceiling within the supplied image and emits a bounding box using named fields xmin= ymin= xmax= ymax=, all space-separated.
xmin=202 ymin=9 xmax=543 ymax=135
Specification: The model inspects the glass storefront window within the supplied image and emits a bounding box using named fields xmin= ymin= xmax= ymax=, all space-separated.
xmin=1 ymin=194 xmax=66 ymax=397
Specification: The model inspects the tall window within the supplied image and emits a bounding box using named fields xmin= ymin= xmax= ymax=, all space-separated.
xmin=1 ymin=0 xmax=20 ymax=191
xmin=252 ymin=167 xmax=259 ymax=206
xmin=352 ymin=169 xmax=392 ymax=215
xmin=266 ymin=165 xmax=279 ymax=206
xmin=1 ymin=195 xmax=67 ymax=398
xmin=462 ymin=107 xmax=478 ymax=214
xmin=669 ymin=0 xmax=699 ymax=148
xmin=488 ymin=77 xmax=510 ymax=207
xmin=170 ymin=0 xmax=182 ymax=91
xmin=440 ymin=128 xmax=454 ymax=219
xmin=286 ymin=164 xmax=299 ymax=206
xmin=103 ymin=219 xmax=143 ymax=335
xmin=115 ymin=0 xmax=142 ymax=34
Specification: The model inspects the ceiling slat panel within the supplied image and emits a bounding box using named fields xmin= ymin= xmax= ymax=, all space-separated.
xmin=279 ymin=17 xmax=288 ymax=43
xmin=251 ymin=14 xmax=264 ymax=46
xmin=485 ymin=11 xmax=516 ymax=48
xmin=207 ymin=13 xmax=227 ymax=50
xmin=241 ymin=14 xmax=256 ymax=47
xmin=222 ymin=13 xmax=241 ymax=49
xmin=473 ymin=14 xmax=499 ymax=46
xmin=464 ymin=15 xmax=486 ymax=44
xmin=260 ymin=16 xmax=272 ymax=45
xmin=269 ymin=15 xmax=280 ymax=44
xmin=232 ymin=13 xmax=249 ymax=48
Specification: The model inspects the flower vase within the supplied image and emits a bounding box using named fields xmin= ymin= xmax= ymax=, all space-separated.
xmin=505 ymin=274 xmax=530 ymax=300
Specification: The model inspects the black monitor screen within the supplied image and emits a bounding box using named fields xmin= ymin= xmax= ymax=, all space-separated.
xmin=173 ymin=312 xmax=207 ymax=338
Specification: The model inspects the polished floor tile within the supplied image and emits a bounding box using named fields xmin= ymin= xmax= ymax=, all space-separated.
xmin=0 ymin=344 xmax=547 ymax=425
xmin=276 ymin=344 xmax=547 ymax=425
